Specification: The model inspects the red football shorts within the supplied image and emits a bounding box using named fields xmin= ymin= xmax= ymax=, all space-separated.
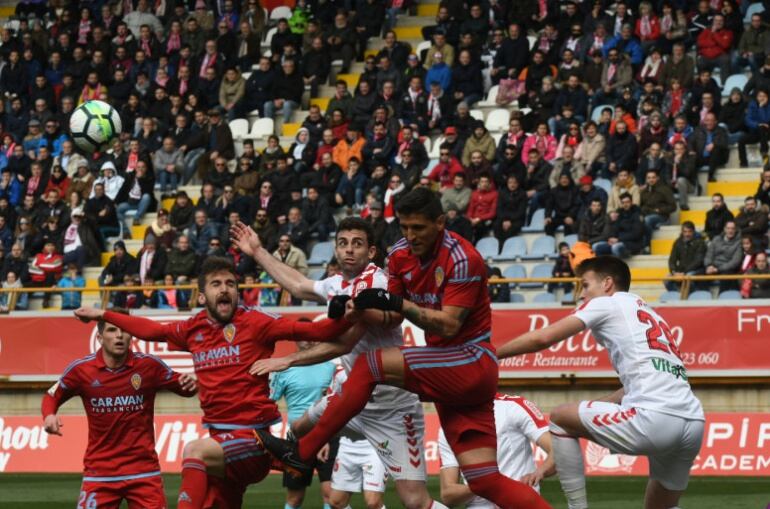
xmin=79 ymin=473 xmax=165 ymax=509
xmin=401 ymin=340 xmax=499 ymax=455
xmin=204 ymin=428 xmax=272 ymax=507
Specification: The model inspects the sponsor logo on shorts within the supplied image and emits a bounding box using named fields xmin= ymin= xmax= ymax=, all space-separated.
xmin=585 ymin=442 xmax=637 ymax=473
xmin=376 ymin=440 xmax=392 ymax=457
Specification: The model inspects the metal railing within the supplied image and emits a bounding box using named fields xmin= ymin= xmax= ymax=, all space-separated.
xmin=1 ymin=275 xmax=770 ymax=312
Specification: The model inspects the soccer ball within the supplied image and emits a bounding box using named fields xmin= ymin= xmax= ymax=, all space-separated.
xmin=69 ymin=100 xmax=122 ymax=153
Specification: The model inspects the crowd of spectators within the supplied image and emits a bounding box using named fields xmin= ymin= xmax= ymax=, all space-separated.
xmin=2 ymin=0 xmax=770 ymax=309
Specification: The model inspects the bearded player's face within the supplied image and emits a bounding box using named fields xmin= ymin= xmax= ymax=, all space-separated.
xmin=203 ymin=270 xmax=239 ymax=323
xmin=398 ymin=213 xmax=445 ymax=258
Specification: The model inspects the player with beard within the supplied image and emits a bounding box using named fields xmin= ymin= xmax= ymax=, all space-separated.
xmin=73 ymin=257 xmax=354 ymax=509
xmin=231 ymin=217 xmax=446 ymax=509
xmin=249 ymin=189 xmax=551 ymax=509
xmin=42 ymin=308 xmax=198 ymax=508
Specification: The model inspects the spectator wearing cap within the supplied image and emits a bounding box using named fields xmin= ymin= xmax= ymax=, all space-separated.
xmin=696 ymin=14 xmax=733 ymax=76
xmin=62 ymin=207 xmax=100 ymax=270
xmin=403 ymin=54 xmax=427 ymax=93
xmin=264 ymin=58 xmax=303 ymax=124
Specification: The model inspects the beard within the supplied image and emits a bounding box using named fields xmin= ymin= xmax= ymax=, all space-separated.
xmin=207 ymin=293 xmax=237 ymax=323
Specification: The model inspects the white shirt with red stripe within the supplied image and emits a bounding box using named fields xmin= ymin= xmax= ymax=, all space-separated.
xmin=438 ymin=394 xmax=549 ymax=507
xmin=313 ymin=263 xmax=416 ymax=410
xmin=573 ymin=292 xmax=704 ymax=421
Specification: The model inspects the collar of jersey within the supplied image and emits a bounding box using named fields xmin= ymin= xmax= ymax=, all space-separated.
xmin=94 ymin=347 xmax=135 ymax=371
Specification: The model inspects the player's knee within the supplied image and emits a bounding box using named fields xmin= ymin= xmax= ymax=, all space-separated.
xmin=395 ymin=481 xmax=431 ymax=509
xmin=182 ymin=439 xmax=208 ymax=460
xmin=327 ymin=491 xmax=348 ymax=509
xmin=364 ymin=496 xmax=384 ymax=509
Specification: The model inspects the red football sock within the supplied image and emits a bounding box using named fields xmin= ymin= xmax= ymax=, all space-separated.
xmin=178 ymin=458 xmax=208 ymax=509
xmin=298 ymin=351 xmax=382 ymax=461
xmin=462 ymin=462 xmax=552 ymax=509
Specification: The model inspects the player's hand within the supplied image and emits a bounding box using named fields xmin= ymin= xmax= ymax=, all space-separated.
xmin=43 ymin=414 xmax=63 ymax=436
xmin=229 ymin=221 xmax=262 ymax=257
xmin=520 ymin=470 xmax=544 ymax=486
xmin=74 ymin=307 xmax=105 ymax=323
xmin=249 ymin=356 xmax=291 ymax=376
xmin=327 ymin=295 xmax=351 ymax=319
xmin=178 ymin=373 xmax=198 ymax=393
xmin=353 ymin=289 xmax=403 ymax=312
xmin=317 ymin=443 xmax=330 ymax=462
xmin=344 ymin=298 xmax=364 ymax=323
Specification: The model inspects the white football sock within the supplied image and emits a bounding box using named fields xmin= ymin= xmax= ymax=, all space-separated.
xmin=550 ymin=422 xmax=588 ymax=509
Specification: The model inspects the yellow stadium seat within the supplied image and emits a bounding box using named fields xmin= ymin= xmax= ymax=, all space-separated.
xmin=364 ymin=49 xmax=379 ymax=59
xmin=131 ymin=225 xmax=146 ymax=239
xmin=417 ymin=4 xmax=439 ymax=16
xmin=630 ymin=267 xmax=669 ymax=280
xmin=678 ymin=210 xmax=707 ymax=225
xmin=394 ymin=26 xmax=423 ymax=40
xmin=162 ymin=198 xmax=175 ymax=211
xmin=310 ymin=97 xmax=330 ymax=111
xmin=282 ymin=123 xmax=301 ymax=137
xmin=336 ymin=73 xmax=360 ymax=90
xmin=101 ymin=252 xmax=112 ymax=266
xmin=0 ymin=7 xmax=14 ymax=17
xmin=651 ymin=238 xmax=676 ymax=255
xmin=706 ymin=181 xmax=757 ymax=197
xmin=86 ymin=278 xmax=100 ymax=289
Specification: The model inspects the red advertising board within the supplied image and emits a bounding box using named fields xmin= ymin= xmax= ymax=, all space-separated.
xmin=1 ymin=306 xmax=769 ymax=378
xmin=1 ymin=413 xmax=769 ymax=476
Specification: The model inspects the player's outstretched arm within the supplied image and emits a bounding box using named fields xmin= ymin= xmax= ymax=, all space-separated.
xmin=521 ymin=433 xmax=557 ymax=487
xmin=250 ymin=323 xmax=366 ymax=375
xmin=497 ymin=316 xmax=586 ymax=359
xmin=230 ymin=221 xmax=322 ymax=302
xmin=160 ymin=372 xmax=199 ymax=397
xmin=352 ymin=288 xmax=468 ymax=338
xmin=74 ymin=307 xmax=171 ymax=342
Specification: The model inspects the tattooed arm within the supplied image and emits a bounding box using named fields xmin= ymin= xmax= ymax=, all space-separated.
xmin=400 ymin=302 xmax=471 ymax=339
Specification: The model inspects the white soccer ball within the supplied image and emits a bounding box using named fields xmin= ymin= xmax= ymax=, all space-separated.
xmin=69 ymin=100 xmax=122 ymax=153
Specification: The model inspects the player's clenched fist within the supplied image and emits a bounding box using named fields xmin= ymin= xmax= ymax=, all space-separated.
xmin=353 ymin=289 xmax=404 ymax=312
xmin=74 ymin=307 xmax=105 ymax=323
xmin=43 ymin=414 xmax=63 ymax=436
xmin=327 ymin=295 xmax=351 ymax=319
xmin=178 ymin=373 xmax=198 ymax=394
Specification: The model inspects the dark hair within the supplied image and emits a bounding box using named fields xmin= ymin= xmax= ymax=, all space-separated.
xmin=395 ymin=187 xmax=443 ymax=220
xmin=198 ymin=256 xmax=238 ymax=291
xmin=576 ymin=255 xmax=631 ymax=291
xmin=336 ymin=216 xmax=375 ymax=246
xmin=712 ymin=192 xmax=724 ymax=200
xmin=682 ymin=221 xmax=695 ymax=231
xmin=98 ymin=307 xmax=128 ymax=333
xmin=619 ymin=192 xmax=633 ymax=201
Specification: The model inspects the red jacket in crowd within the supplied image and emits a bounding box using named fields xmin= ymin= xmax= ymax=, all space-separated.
xmin=697 ymin=28 xmax=733 ymax=59
xmin=467 ymin=188 xmax=499 ymax=222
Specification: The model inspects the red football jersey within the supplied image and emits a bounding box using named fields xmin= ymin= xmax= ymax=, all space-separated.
xmin=159 ymin=306 xmax=350 ymax=430
xmin=387 ymin=229 xmax=492 ymax=348
xmin=41 ymin=349 xmax=186 ymax=479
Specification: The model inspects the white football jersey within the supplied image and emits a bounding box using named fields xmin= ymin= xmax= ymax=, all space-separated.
xmin=438 ymin=395 xmax=549 ymax=508
xmin=574 ymin=292 xmax=704 ymax=421
xmin=313 ymin=263 xmax=418 ymax=410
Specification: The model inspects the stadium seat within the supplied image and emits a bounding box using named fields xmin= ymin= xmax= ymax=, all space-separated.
xmin=522 ymin=209 xmax=545 ymax=233
xmin=422 ymin=137 xmax=431 ymax=156
xmin=308 ymin=241 xmax=334 ymax=265
xmin=263 ymin=27 xmax=277 ymax=48
xmin=509 ymin=292 xmax=525 ymax=303
xmin=718 ymin=290 xmax=742 ymax=300
xmin=475 ymin=237 xmax=500 ymax=259
xmin=533 ymin=292 xmax=557 ymax=303
xmin=721 ymin=74 xmax=748 ymax=96
xmin=416 ymin=40 xmax=431 ymax=62
xmin=659 ymin=291 xmax=681 ymax=303
xmin=282 ymin=123 xmax=301 ymax=137
xmin=744 ymin=2 xmax=766 ymax=22
xmin=564 ymin=233 xmax=578 ymax=247
xmin=485 ymin=109 xmax=510 ymax=132
xmin=429 ymin=136 xmax=444 ymax=158
xmin=477 ymin=85 xmax=499 ymax=108
xmin=469 ymin=109 xmax=484 ymax=121
xmin=594 ymin=178 xmax=612 ymax=194
xmin=228 ymin=119 xmax=249 ymax=140
xmin=307 ymin=268 xmax=326 ymax=281
xmin=248 ymin=118 xmax=274 ymax=140
xmin=687 ymin=290 xmax=713 ymax=301
xmin=527 ymin=35 xmax=536 ymax=50
xmin=591 ymin=104 xmax=613 ymax=123
xmin=521 ymin=263 xmax=552 ymax=288
xmin=270 ymin=6 xmax=292 ymax=19
xmin=523 ymin=235 xmax=556 ymax=260
xmin=494 ymin=236 xmax=527 ymax=260
xmin=241 ymin=72 xmax=252 ymax=81
xmin=502 ymin=264 xmax=526 ymax=290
